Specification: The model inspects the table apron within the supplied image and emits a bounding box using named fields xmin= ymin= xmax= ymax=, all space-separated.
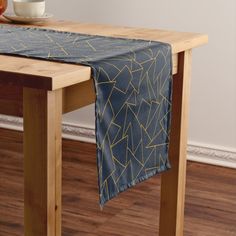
xmin=0 ymin=54 xmax=178 ymax=117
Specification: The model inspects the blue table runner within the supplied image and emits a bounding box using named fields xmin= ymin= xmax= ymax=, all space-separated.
xmin=0 ymin=25 xmax=173 ymax=206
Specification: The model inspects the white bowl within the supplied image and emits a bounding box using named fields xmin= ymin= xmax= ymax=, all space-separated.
xmin=13 ymin=0 xmax=45 ymax=18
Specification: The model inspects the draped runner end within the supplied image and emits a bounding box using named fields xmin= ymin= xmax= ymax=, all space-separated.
xmin=0 ymin=25 xmax=173 ymax=206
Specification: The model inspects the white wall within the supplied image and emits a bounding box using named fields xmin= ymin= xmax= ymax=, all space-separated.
xmin=44 ymin=0 xmax=236 ymax=150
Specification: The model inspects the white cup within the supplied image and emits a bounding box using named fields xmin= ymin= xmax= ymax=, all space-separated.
xmin=13 ymin=0 xmax=45 ymax=18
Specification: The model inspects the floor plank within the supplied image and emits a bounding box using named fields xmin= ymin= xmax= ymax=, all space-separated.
xmin=0 ymin=128 xmax=235 ymax=236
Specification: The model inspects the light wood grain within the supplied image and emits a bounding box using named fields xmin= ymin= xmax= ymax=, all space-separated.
xmin=0 ymin=19 xmax=207 ymax=90
xmin=0 ymin=80 xmax=95 ymax=116
xmin=0 ymin=54 xmax=177 ymax=116
xmin=62 ymin=79 xmax=95 ymax=114
xmin=159 ymin=50 xmax=192 ymax=236
xmin=1 ymin=19 xmax=207 ymax=53
xmin=0 ymin=19 xmax=208 ymax=236
xmin=0 ymin=55 xmax=91 ymax=90
xmin=0 ymin=19 xmax=208 ymax=54
xmin=0 ymin=54 xmax=177 ymax=91
xmin=23 ymin=88 xmax=62 ymax=236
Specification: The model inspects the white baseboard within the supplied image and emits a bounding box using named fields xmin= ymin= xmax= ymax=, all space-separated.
xmin=0 ymin=114 xmax=96 ymax=144
xmin=0 ymin=114 xmax=235 ymax=169
xmin=187 ymin=142 xmax=236 ymax=169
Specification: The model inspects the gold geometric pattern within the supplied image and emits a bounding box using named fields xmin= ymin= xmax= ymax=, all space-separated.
xmin=0 ymin=25 xmax=173 ymax=206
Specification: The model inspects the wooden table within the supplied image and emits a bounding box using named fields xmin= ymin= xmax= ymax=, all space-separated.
xmin=0 ymin=19 xmax=208 ymax=236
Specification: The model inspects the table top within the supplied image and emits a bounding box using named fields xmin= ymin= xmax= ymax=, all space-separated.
xmin=0 ymin=18 xmax=208 ymax=90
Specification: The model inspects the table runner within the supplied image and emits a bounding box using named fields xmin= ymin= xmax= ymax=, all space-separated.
xmin=0 ymin=25 xmax=173 ymax=206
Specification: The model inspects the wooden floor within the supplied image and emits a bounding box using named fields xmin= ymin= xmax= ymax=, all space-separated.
xmin=0 ymin=128 xmax=235 ymax=236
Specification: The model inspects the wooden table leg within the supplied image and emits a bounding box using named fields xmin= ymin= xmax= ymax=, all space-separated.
xmin=23 ymin=88 xmax=62 ymax=236
xmin=159 ymin=50 xmax=192 ymax=236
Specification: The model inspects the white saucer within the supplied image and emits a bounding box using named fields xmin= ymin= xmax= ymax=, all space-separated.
xmin=3 ymin=12 xmax=53 ymax=24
